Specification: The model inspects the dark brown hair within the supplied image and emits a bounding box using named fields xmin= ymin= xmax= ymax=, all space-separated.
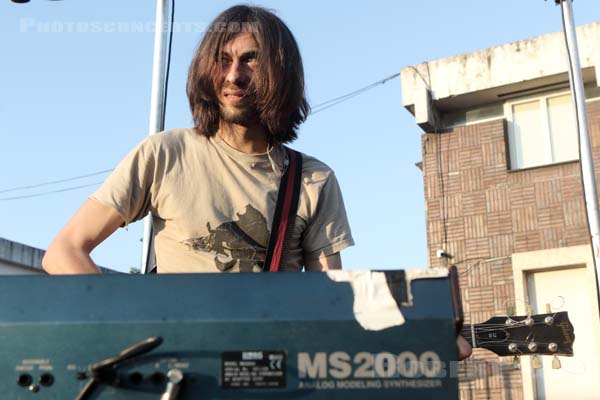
xmin=186 ymin=5 xmax=310 ymax=144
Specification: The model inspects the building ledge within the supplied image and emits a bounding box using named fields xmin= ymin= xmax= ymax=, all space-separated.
xmin=0 ymin=237 xmax=45 ymax=271
xmin=401 ymin=22 xmax=600 ymax=132
xmin=0 ymin=237 xmax=118 ymax=274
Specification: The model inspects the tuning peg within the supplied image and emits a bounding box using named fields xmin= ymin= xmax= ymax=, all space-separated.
xmin=528 ymin=342 xmax=538 ymax=352
xmin=552 ymin=355 xmax=561 ymax=369
xmin=506 ymin=306 xmax=515 ymax=316
xmin=546 ymin=303 xmax=552 ymax=313
xmin=532 ymin=355 xmax=542 ymax=369
xmin=526 ymin=304 xmax=533 ymax=318
xmin=512 ymin=355 xmax=520 ymax=370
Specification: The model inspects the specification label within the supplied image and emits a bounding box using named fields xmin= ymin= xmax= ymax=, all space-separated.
xmin=221 ymin=351 xmax=286 ymax=389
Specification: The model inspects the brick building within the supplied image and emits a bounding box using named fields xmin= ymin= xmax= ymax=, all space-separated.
xmin=401 ymin=23 xmax=600 ymax=399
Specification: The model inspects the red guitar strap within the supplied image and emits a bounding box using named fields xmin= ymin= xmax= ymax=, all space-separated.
xmin=263 ymin=147 xmax=303 ymax=272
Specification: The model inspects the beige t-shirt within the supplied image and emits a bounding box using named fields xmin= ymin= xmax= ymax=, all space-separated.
xmin=92 ymin=128 xmax=354 ymax=273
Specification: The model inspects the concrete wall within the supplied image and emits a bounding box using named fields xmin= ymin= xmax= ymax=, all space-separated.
xmin=512 ymin=245 xmax=600 ymax=399
xmin=401 ymin=22 xmax=600 ymax=131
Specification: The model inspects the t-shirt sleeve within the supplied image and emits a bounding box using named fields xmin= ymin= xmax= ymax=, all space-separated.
xmin=302 ymin=172 xmax=354 ymax=260
xmin=90 ymin=138 xmax=157 ymax=225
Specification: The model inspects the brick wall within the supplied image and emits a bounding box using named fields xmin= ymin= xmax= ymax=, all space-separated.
xmin=421 ymin=100 xmax=600 ymax=399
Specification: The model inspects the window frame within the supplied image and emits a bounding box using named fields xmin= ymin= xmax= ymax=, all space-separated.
xmin=504 ymin=90 xmax=578 ymax=170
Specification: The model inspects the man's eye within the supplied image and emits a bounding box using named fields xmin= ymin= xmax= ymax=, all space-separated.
xmin=220 ymin=57 xmax=231 ymax=65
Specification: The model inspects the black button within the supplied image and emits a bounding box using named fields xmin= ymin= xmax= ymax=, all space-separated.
xmin=17 ymin=374 xmax=33 ymax=387
xmin=39 ymin=373 xmax=54 ymax=387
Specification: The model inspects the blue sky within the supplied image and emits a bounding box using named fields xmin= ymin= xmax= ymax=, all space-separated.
xmin=1 ymin=1 xmax=599 ymax=273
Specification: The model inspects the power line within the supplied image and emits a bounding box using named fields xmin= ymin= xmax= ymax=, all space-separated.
xmin=408 ymin=64 xmax=450 ymax=257
xmin=2 ymin=71 xmax=401 ymax=201
xmin=310 ymin=72 xmax=400 ymax=115
xmin=0 ymin=169 xmax=113 ymax=194
xmin=0 ymin=182 xmax=104 ymax=201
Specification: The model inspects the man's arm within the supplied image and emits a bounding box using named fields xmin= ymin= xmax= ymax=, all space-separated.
xmin=42 ymin=199 xmax=124 ymax=274
xmin=304 ymin=252 xmax=342 ymax=271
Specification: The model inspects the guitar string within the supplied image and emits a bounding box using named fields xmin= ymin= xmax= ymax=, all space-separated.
xmin=461 ymin=314 xmax=563 ymax=331
xmin=461 ymin=320 xmax=564 ymax=332
xmin=460 ymin=312 xmax=563 ymax=330
xmin=467 ymin=323 xmax=551 ymax=331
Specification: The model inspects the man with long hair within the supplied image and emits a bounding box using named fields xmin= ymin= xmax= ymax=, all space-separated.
xmin=41 ymin=4 xmax=471 ymax=360
xmin=42 ymin=5 xmax=354 ymax=274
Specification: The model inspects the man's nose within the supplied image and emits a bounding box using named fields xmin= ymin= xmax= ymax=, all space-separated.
xmin=225 ymin=60 xmax=246 ymax=86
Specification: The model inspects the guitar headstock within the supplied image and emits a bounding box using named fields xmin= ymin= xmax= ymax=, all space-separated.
xmin=467 ymin=311 xmax=574 ymax=357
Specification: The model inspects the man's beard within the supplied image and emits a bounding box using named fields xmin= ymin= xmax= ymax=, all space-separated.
xmin=220 ymin=84 xmax=259 ymax=126
xmin=220 ymin=104 xmax=259 ymax=126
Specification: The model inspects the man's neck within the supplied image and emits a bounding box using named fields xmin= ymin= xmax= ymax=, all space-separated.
xmin=217 ymin=123 xmax=269 ymax=154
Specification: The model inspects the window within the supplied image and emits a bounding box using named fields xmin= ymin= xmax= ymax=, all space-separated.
xmin=505 ymin=92 xmax=578 ymax=170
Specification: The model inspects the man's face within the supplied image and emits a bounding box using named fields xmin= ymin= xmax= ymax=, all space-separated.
xmin=218 ymin=32 xmax=259 ymax=126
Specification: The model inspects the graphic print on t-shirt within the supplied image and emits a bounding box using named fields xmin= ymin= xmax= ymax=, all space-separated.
xmin=183 ymin=204 xmax=269 ymax=272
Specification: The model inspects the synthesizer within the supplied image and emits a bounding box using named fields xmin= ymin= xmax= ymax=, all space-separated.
xmin=0 ymin=268 xmax=460 ymax=399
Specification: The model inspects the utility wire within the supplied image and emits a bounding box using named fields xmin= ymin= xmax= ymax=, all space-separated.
xmin=310 ymin=72 xmax=400 ymax=115
xmin=0 ymin=169 xmax=112 ymax=194
xmin=0 ymin=0 xmax=176 ymax=201
xmin=1 ymin=71 xmax=401 ymax=201
xmin=0 ymin=182 xmax=104 ymax=201
xmin=408 ymin=64 xmax=449 ymax=261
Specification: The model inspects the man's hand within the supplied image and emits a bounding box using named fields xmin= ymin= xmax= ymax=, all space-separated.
xmin=42 ymin=199 xmax=124 ymax=274
xmin=457 ymin=334 xmax=472 ymax=360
